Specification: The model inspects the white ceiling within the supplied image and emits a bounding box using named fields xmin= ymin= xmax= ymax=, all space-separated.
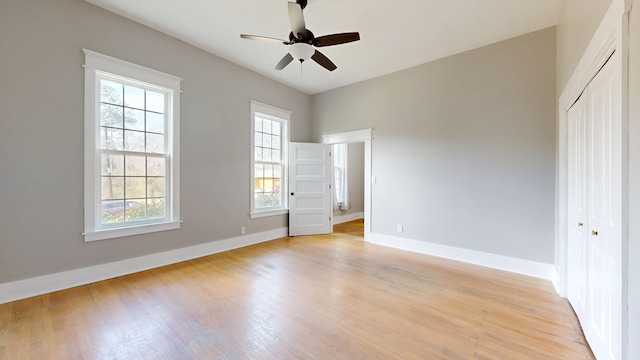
xmin=87 ymin=0 xmax=563 ymax=95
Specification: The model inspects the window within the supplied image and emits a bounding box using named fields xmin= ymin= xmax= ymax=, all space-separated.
xmin=83 ymin=50 xmax=182 ymax=241
xmin=250 ymin=101 xmax=290 ymax=218
xmin=332 ymin=143 xmax=350 ymax=211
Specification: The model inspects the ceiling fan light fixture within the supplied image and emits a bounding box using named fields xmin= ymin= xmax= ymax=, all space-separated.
xmin=289 ymin=42 xmax=314 ymax=62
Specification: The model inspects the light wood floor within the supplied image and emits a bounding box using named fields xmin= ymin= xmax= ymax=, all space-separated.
xmin=333 ymin=218 xmax=365 ymax=238
xmin=0 ymin=231 xmax=593 ymax=359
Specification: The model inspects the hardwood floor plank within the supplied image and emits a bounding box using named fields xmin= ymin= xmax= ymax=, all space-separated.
xmin=0 ymin=233 xmax=593 ymax=359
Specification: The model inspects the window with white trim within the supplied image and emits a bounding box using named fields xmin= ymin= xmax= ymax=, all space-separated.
xmin=250 ymin=101 xmax=290 ymax=218
xmin=83 ymin=50 xmax=181 ymax=241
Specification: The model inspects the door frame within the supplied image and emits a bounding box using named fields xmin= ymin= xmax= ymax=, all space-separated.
xmin=322 ymin=129 xmax=373 ymax=241
xmin=556 ymin=0 xmax=629 ymax=357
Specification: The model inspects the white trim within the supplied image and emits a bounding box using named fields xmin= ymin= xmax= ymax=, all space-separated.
xmin=250 ymin=100 xmax=292 ymax=121
xmin=84 ymin=220 xmax=181 ymax=242
xmin=333 ymin=211 xmax=364 ymax=225
xmin=322 ymin=129 xmax=372 ymax=144
xmin=0 ymin=228 xmax=288 ymax=305
xmin=250 ymin=208 xmax=289 ymax=219
xmin=83 ymin=49 xmax=183 ymax=85
xmin=552 ymin=268 xmax=562 ymax=295
xmin=321 ymin=129 xmax=373 ymax=242
xmin=369 ymin=233 xmax=554 ymax=280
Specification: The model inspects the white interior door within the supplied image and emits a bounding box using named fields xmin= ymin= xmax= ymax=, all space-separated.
xmin=567 ymin=93 xmax=589 ymax=323
xmin=585 ymin=53 xmax=621 ymax=360
xmin=288 ymin=142 xmax=331 ymax=236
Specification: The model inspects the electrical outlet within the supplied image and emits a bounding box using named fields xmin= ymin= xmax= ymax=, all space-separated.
xmin=241 ymin=227 xmax=246 ymax=235
xmin=397 ymin=225 xmax=403 ymax=233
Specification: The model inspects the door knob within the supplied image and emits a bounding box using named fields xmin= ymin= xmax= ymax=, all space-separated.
xmin=290 ymin=192 xmax=294 ymax=196
xmin=578 ymin=222 xmax=584 ymax=227
xmin=592 ymin=230 xmax=599 ymax=236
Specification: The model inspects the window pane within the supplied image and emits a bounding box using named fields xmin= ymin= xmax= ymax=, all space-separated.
xmin=102 ymin=200 xmax=125 ymax=223
xmin=255 ymin=118 xmax=262 ymax=133
xmin=147 ymin=157 xmax=165 ymax=176
xmin=102 ymin=154 xmax=124 ymax=176
xmin=272 ymin=121 xmax=281 ymax=135
xmin=146 ymin=133 xmax=164 ymax=153
xmin=255 ymin=191 xmax=281 ymax=208
xmin=263 ymin=119 xmax=272 ymax=134
xmin=147 ymin=177 xmax=165 ymax=197
xmin=100 ymin=80 xmax=123 ymax=105
xmin=254 ymin=132 xmax=262 ymax=148
xmin=146 ymin=91 xmax=165 ymax=113
xmin=147 ymin=198 xmax=166 ymax=219
xmin=101 ymin=177 xmax=124 ymax=200
xmin=262 ymin=177 xmax=273 ymax=192
xmin=272 ymin=149 xmax=281 ymax=162
xmin=272 ymin=135 xmax=281 ymax=149
xmin=124 ymin=108 xmax=145 ymax=131
xmin=125 ymin=155 xmax=146 ymax=176
xmin=101 ymin=104 xmax=123 ymax=128
xmin=124 ymin=130 xmax=145 ymax=152
xmin=263 ymin=134 xmax=272 ymax=149
xmin=263 ymin=164 xmax=274 ymax=178
xmin=146 ymin=112 xmax=164 ymax=134
xmin=100 ymin=127 xmax=123 ymax=150
xmin=125 ymin=177 xmax=146 ymax=198
xmin=124 ymin=201 xmax=145 ymax=221
xmin=124 ymin=85 xmax=145 ymax=109
xmin=263 ymin=149 xmax=272 ymax=162
xmin=273 ymin=164 xmax=282 ymax=179
xmin=255 ymin=147 xmax=263 ymax=162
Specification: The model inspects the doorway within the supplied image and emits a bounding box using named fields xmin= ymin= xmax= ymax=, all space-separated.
xmin=322 ymin=129 xmax=373 ymax=241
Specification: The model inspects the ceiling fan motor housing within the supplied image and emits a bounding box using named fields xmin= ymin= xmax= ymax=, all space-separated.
xmin=289 ymin=29 xmax=314 ymax=44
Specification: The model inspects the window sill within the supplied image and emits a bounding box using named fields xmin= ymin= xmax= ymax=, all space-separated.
xmin=84 ymin=220 xmax=182 ymax=242
xmin=250 ymin=209 xmax=289 ymax=219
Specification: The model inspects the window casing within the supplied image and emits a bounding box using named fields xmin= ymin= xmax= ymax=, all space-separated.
xmin=83 ymin=50 xmax=182 ymax=241
xmin=250 ymin=101 xmax=290 ymax=218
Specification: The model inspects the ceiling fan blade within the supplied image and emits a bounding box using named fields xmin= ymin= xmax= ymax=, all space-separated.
xmin=275 ymin=53 xmax=294 ymax=70
xmin=240 ymin=34 xmax=291 ymax=45
xmin=313 ymin=32 xmax=360 ymax=47
xmin=311 ymin=50 xmax=337 ymax=71
xmin=288 ymin=2 xmax=306 ymax=39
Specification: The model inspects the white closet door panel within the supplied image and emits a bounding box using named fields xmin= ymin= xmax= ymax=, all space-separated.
xmin=567 ymin=93 xmax=589 ymax=323
xmin=585 ymin=53 xmax=622 ymax=360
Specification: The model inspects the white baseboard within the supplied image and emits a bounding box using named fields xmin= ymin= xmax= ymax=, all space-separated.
xmin=551 ymin=268 xmax=563 ymax=296
xmin=333 ymin=211 xmax=364 ymax=225
xmin=368 ymin=233 xmax=554 ymax=280
xmin=0 ymin=228 xmax=288 ymax=305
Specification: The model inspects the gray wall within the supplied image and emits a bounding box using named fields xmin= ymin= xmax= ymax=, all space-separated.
xmin=627 ymin=2 xmax=640 ymax=358
xmin=0 ymin=0 xmax=312 ymax=283
xmin=333 ymin=142 xmax=365 ymax=219
xmin=313 ymin=28 xmax=557 ymax=264
xmin=556 ymin=0 xmax=613 ymax=93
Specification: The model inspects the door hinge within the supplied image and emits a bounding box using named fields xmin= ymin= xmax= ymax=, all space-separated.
xmin=329 ymin=184 xmax=331 ymax=189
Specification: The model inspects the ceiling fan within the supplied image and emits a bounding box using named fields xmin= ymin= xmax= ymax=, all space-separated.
xmin=240 ymin=0 xmax=360 ymax=72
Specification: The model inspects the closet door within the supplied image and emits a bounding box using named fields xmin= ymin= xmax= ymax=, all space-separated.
xmin=585 ymin=53 xmax=622 ymax=360
xmin=567 ymin=93 xmax=589 ymax=323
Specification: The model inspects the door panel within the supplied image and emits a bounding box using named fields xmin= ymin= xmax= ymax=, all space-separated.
xmin=584 ymin=53 xmax=622 ymax=360
xmin=289 ymin=143 xmax=331 ymax=236
xmin=567 ymin=93 xmax=588 ymax=322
